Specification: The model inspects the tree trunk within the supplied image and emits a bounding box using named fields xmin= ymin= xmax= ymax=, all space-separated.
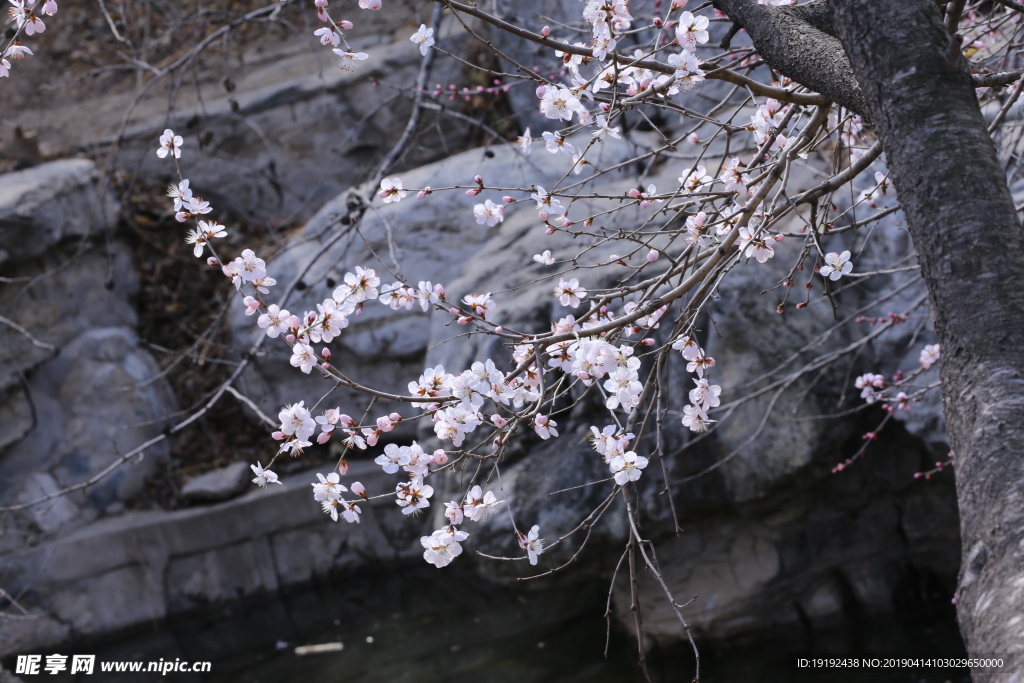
xmin=715 ymin=0 xmax=1024 ymax=674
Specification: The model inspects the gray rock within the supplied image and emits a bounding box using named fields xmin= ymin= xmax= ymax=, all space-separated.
xmin=0 ymin=459 xmax=417 ymax=658
xmin=0 ymin=159 xmax=117 ymax=264
xmin=0 ymin=240 xmax=139 ymax=393
xmin=0 ymin=327 xmax=177 ymax=536
xmin=180 ymin=461 xmax=253 ymax=504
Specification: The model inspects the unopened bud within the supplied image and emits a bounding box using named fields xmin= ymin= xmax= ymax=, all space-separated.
xmin=541 ymin=25 xmax=550 ymax=37
xmin=538 ymin=211 xmax=549 ymax=221
xmin=465 ymin=187 xmax=481 ymax=197
xmin=544 ymin=226 xmax=555 ymax=235
xmin=272 ymin=431 xmax=286 ymax=441
xmin=502 ymin=196 xmax=515 ymax=203
xmin=285 ymin=334 xmax=296 ymax=343
xmin=474 ymin=175 xmax=483 ymax=185
xmin=647 ymin=249 xmax=659 ymax=262
xmin=317 ymin=432 xmax=331 ymax=444
xmin=206 ymin=256 xmax=219 ymax=267
xmin=494 ymin=326 xmax=504 ymax=334
xmin=629 ymin=189 xmax=642 ymax=199
xmin=432 ymin=449 xmax=448 ymax=465
xmin=449 ymin=307 xmax=460 ymax=315
xmin=457 ymin=316 xmax=472 ymax=325
xmin=641 ymin=338 xmax=656 ymax=346
xmin=339 ymin=19 xmax=353 ymax=29
xmin=351 ymin=481 xmax=367 ymax=498
xmin=322 ymin=347 xmax=331 ymax=360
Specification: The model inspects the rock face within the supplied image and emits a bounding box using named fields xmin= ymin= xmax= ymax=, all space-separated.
xmin=0 ymin=159 xmax=116 ymax=264
xmin=0 ymin=160 xmax=178 ymax=653
xmin=0 ymin=460 xmax=415 ymax=658
xmin=179 ymin=461 xmax=253 ymax=503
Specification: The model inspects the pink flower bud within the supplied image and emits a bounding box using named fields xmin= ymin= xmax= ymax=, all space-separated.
xmin=688 ymin=133 xmax=700 ymax=144
xmin=494 ymin=326 xmax=504 ymax=334
xmin=576 ymin=372 xmax=591 ymax=381
xmin=317 ymin=7 xmax=328 ymax=21
xmin=322 ymin=347 xmax=331 ymax=360
xmin=320 ymin=362 xmax=331 ymax=370
xmin=449 ymin=307 xmax=460 ymax=315
xmin=653 ymin=17 xmax=663 ymax=28
xmin=285 ymin=334 xmax=296 ymax=343
xmin=417 ymin=190 xmax=429 ymax=199
xmin=600 ymin=103 xmax=611 ymax=112
xmin=206 ymin=256 xmax=219 ymax=267
xmin=340 ymin=414 xmax=356 ymax=427
xmin=457 ymin=316 xmax=472 ymax=325
xmin=272 ymin=431 xmax=286 ymax=441
xmin=316 ymin=431 xmax=331 ymax=444
xmin=544 ymin=226 xmax=555 ymax=235
xmin=538 ymin=211 xmax=549 ymax=222
xmin=474 ymin=175 xmax=483 ymax=185
xmin=351 ymin=481 xmax=367 ymax=498
xmin=432 ymin=449 xmax=448 ymax=465
xmin=340 ymin=19 xmax=353 ymax=29
xmin=541 ymin=25 xmax=550 ymax=37
xmin=773 ymin=234 xmax=785 ymax=242
xmin=647 ymin=249 xmax=659 ymax=262
xmin=465 ymin=188 xmax=481 ymax=197
xmin=584 ymin=218 xmax=593 ymax=227
xmin=629 ymin=189 xmax=642 ymax=199
xmin=491 ymin=414 xmax=508 ymax=428
xmin=641 ymin=338 xmax=656 ymax=346
xmin=502 ymin=196 xmax=515 ymax=203
xmin=314 ymin=0 xmax=327 ymax=6
xmin=338 ymin=458 xmax=349 ymax=475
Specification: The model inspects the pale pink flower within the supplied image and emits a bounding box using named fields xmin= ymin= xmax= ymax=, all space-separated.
xmin=410 ymin=24 xmax=434 ymax=55
xmin=156 ymin=128 xmax=183 ymax=159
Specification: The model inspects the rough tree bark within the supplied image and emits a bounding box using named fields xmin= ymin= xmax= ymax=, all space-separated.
xmin=714 ymin=0 xmax=1024 ymax=675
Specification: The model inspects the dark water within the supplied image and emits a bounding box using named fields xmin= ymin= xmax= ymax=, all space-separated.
xmin=12 ymin=565 xmax=972 ymax=683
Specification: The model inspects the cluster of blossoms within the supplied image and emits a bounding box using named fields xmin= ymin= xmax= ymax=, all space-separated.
xmin=1 ymin=0 xmax=55 ymax=78
xmin=590 ymin=424 xmax=648 ymax=485
xmin=144 ymin=0 xmax=934 ymax=580
xmin=672 ymin=336 xmax=719 ymax=432
xmin=853 ymin=345 xmax=940 ymax=411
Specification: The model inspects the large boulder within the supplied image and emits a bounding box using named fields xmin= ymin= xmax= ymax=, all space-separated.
xmin=0 ymin=162 xmax=176 ymax=544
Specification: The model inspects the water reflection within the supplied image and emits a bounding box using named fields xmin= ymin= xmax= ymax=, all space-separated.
xmin=28 ymin=564 xmax=969 ymax=683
